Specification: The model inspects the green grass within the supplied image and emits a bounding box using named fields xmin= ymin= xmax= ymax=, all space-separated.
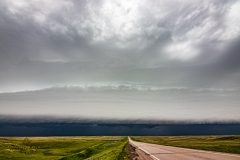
xmin=0 ymin=136 xmax=128 ymax=160
xmin=131 ymin=136 xmax=240 ymax=154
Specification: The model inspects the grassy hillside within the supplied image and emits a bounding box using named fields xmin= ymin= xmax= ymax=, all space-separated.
xmin=0 ymin=136 xmax=128 ymax=160
xmin=131 ymin=136 xmax=240 ymax=154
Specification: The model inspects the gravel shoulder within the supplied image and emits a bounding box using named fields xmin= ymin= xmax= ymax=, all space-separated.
xmin=126 ymin=142 xmax=152 ymax=160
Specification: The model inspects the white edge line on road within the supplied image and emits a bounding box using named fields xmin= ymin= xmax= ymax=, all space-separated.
xmin=150 ymin=143 xmax=240 ymax=158
xmin=128 ymin=137 xmax=160 ymax=160
xmin=138 ymin=146 xmax=160 ymax=160
xmin=128 ymin=137 xmax=240 ymax=159
xmin=134 ymin=139 xmax=240 ymax=158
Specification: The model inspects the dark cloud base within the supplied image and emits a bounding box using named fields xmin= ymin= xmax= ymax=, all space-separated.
xmin=1 ymin=122 xmax=240 ymax=136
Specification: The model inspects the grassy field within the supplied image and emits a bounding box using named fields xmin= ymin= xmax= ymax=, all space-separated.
xmin=0 ymin=136 xmax=128 ymax=160
xmin=131 ymin=135 xmax=240 ymax=154
xmin=2 ymin=135 xmax=239 ymax=159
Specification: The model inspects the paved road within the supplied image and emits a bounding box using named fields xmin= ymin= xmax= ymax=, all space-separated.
xmin=129 ymin=137 xmax=240 ymax=160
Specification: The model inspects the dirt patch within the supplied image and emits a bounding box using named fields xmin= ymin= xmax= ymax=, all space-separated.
xmin=126 ymin=143 xmax=138 ymax=160
xmin=126 ymin=143 xmax=152 ymax=160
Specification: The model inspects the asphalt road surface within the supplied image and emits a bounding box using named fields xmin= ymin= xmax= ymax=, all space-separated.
xmin=129 ymin=137 xmax=240 ymax=160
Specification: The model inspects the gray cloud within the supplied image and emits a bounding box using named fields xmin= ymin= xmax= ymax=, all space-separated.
xmin=0 ymin=0 xmax=240 ymax=121
xmin=1 ymin=0 xmax=239 ymax=65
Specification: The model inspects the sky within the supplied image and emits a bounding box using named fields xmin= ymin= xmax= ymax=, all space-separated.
xmin=0 ymin=0 xmax=240 ymax=123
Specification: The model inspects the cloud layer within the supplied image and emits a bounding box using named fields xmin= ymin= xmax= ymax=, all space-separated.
xmin=1 ymin=0 xmax=240 ymax=91
xmin=0 ymin=0 xmax=240 ymax=121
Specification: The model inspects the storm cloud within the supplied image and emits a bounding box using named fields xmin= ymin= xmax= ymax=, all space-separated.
xmin=0 ymin=0 xmax=240 ymax=124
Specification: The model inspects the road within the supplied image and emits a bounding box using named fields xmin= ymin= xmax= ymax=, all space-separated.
xmin=129 ymin=137 xmax=240 ymax=160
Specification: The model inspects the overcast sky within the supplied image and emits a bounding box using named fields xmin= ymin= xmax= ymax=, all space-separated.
xmin=0 ymin=0 xmax=240 ymax=122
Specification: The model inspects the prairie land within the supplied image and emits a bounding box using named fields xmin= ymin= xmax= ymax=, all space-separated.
xmin=0 ymin=136 xmax=128 ymax=160
xmin=1 ymin=135 xmax=239 ymax=160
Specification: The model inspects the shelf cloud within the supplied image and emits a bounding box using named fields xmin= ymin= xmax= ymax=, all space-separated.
xmin=0 ymin=0 xmax=240 ymax=123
